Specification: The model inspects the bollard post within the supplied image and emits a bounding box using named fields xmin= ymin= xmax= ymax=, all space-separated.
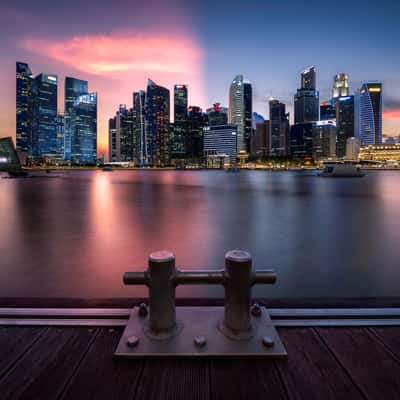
xmin=147 ymin=251 xmax=178 ymax=337
xmin=221 ymin=250 xmax=253 ymax=338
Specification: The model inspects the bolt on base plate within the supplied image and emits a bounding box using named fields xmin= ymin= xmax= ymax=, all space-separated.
xmin=114 ymin=307 xmax=287 ymax=358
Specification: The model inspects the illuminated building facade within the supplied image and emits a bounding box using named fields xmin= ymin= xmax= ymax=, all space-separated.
xmin=0 ymin=137 xmax=20 ymax=170
xmin=346 ymin=137 xmax=361 ymax=160
xmin=16 ymin=62 xmax=33 ymax=154
xmin=145 ymin=79 xmax=170 ymax=166
xmin=68 ymin=93 xmax=97 ymax=164
xmin=207 ymin=103 xmax=228 ymax=126
xmin=320 ymin=101 xmax=336 ymax=121
xmin=186 ymin=106 xmax=206 ymax=163
xmin=133 ymin=91 xmax=146 ymax=165
xmin=359 ymin=83 xmax=382 ymax=145
xmin=335 ymin=95 xmax=355 ymax=158
xmin=251 ymin=121 xmax=270 ymax=158
xmin=229 ymin=75 xmax=252 ymax=153
xmin=359 ymin=144 xmax=400 ymax=162
xmin=170 ymin=85 xmax=188 ymax=160
xmin=332 ymin=73 xmax=349 ymax=98
xmin=203 ymin=124 xmax=238 ymax=166
xmin=269 ymin=99 xmax=289 ymax=157
xmin=312 ymin=121 xmax=337 ymax=160
xmin=31 ymin=73 xmax=58 ymax=159
xmin=294 ymin=67 xmax=319 ymax=124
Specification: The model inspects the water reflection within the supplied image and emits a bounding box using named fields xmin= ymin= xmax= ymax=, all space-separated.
xmin=0 ymin=170 xmax=399 ymax=299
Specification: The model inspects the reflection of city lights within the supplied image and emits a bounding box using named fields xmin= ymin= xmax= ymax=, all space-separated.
xmin=0 ymin=157 xmax=8 ymax=163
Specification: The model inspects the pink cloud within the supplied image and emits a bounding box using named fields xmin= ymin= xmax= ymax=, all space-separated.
xmin=19 ymin=32 xmax=203 ymax=76
xmin=383 ymin=109 xmax=400 ymax=119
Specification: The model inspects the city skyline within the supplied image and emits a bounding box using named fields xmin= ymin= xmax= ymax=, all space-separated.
xmin=2 ymin=0 xmax=400 ymax=156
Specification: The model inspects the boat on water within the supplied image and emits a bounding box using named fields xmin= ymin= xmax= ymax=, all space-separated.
xmin=8 ymin=169 xmax=29 ymax=178
xmin=318 ymin=162 xmax=365 ymax=178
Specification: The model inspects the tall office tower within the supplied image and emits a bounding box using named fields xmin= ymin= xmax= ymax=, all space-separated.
xmin=251 ymin=121 xmax=270 ymax=159
xmin=203 ymin=124 xmax=238 ymax=167
xmin=359 ymin=83 xmax=383 ymax=145
xmin=108 ymin=105 xmax=135 ymax=162
xmin=133 ymin=91 xmax=146 ymax=165
xmin=145 ymin=79 xmax=170 ymax=166
xmin=269 ymin=99 xmax=290 ymax=157
xmin=346 ymin=137 xmax=361 ymax=160
xmin=170 ymin=85 xmax=188 ymax=161
xmin=207 ymin=103 xmax=228 ymax=126
xmin=229 ymin=75 xmax=253 ymax=153
xmin=290 ymin=123 xmax=314 ymax=159
xmin=108 ymin=116 xmax=118 ymax=162
xmin=16 ymin=62 xmax=33 ymax=154
xmin=332 ymin=73 xmax=350 ymax=99
xmin=68 ymin=93 xmax=97 ymax=164
xmin=186 ymin=106 xmax=206 ymax=163
xmin=320 ymin=101 xmax=336 ymax=121
xmin=312 ymin=121 xmax=337 ymax=160
xmin=56 ymin=113 xmax=65 ymax=158
xmin=31 ymin=73 xmax=58 ymax=159
xmin=64 ymin=77 xmax=89 ymax=161
xmin=335 ymin=95 xmax=355 ymax=158
xmin=302 ymin=66 xmax=316 ymax=89
xmin=294 ymin=67 xmax=319 ymax=124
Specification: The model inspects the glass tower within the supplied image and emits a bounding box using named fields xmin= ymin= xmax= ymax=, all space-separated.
xmin=294 ymin=67 xmax=319 ymax=124
xmin=332 ymin=73 xmax=350 ymax=99
xmin=16 ymin=62 xmax=33 ymax=154
xmin=359 ymin=83 xmax=382 ymax=146
xmin=335 ymin=96 xmax=355 ymax=158
xmin=145 ymin=80 xmax=170 ymax=166
xmin=207 ymin=103 xmax=228 ymax=126
xmin=133 ymin=91 xmax=146 ymax=165
xmin=269 ymin=99 xmax=290 ymax=157
xmin=229 ymin=75 xmax=252 ymax=153
xmin=170 ymin=85 xmax=188 ymax=160
xmin=31 ymin=73 xmax=58 ymax=159
xmin=69 ymin=93 xmax=97 ymax=164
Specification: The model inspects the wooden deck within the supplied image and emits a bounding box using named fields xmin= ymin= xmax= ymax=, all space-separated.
xmin=1 ymin=325 xmax=400 ymax=399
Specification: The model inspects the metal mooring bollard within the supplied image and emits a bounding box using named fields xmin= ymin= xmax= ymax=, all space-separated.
xmin=117 ymin=249 xmax=287 ymax=357
xmin=123 ymin=250 xmax=276 ymax=340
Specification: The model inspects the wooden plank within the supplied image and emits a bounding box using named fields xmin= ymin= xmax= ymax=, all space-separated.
xmin=317 ymin=327 xmax=400 ymax=399
xmin=276 ymin=328 xmax=364 ymax=400
xmin=210 ymin=359 xmax=287 ymax=400
xmin=0 ymin=326 xmax=45 ymax=379
xmin=370 ymin=327 xmax=400 ymax=359
xmin=135 ymin=359 xmax=209 ymax=400
xmin=0 ymin=327 xmax=96 ymax=400
xmin=60 ymin=328 xmax=142 ymax=400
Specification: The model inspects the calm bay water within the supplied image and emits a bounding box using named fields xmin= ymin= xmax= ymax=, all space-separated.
xmin=0 ymin=170 xmax=399 ymax=299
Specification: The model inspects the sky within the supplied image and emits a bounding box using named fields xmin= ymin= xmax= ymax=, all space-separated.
xmin=1 ymin=0 xmax=400 ymax=155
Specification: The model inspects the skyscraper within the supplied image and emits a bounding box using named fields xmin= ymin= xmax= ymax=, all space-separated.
xmin=269 ymin=99 xmax=290 ymax=157
xmin=64 ymin=77 xmax=88 ymax=160
xmin=359 ymin=83 xmax=383 ymax=146
xmin=31 ymin=73 xmax=58 ymax=159
xmin=108 ymin=105 xmax=134 ymax=162
xmin=207 ymin=103 xmax=228 ymax=126
xmin=145 ymin=79 xmax=170 ymax=166
xmin=335 ymin=95 xmax=355 ymax=158
xmin=69 ymin=93 xmax=97 ymax=164
xmin=16 ymin=62 xmax=33 ymax=154
xmin=186 ymin=106 xmax=206 ymax=163
xmin=320 ymin=101 xmax=336 ymax=121
xmin=294 ymin=67 xmax=319 ymax=124
xmin=332 ymin=73 xmax=350 ymax=99
xmin=229 ymin=75 xmax=252 ymax=153
xmin=312 ymin=121 xmax=337 ymax=160
xmin=170 ymin=85 xmax=188 ymax=161
xmin=133 ymin=91 xmax=146 ymax=165
xmin=203 ymin=125 xmax=238 ymax=167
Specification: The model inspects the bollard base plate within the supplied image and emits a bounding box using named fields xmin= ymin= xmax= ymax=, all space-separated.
xmin=114 ymin=307 xmax=287 ymax=358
